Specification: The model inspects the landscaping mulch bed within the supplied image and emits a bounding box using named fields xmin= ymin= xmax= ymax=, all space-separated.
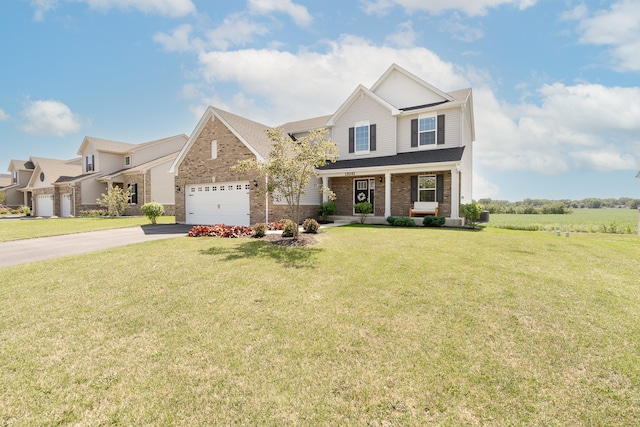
xmin=264 ymin=232 xmax=319 ymax=247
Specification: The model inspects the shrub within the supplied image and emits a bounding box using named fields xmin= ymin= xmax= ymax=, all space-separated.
xmin=20 ymin=205 xmax=32 ymax=216
xmin=267 ymin=220 xmax=285 ymax=230
xmin=302 ymin=218 xmax=320 ymax=233
xmin=423 ymin=216 xmax=446 ymax=227
xmin=354 ymin=202 xmax=373 ymax=224
xmin=318 ymin=201 xmax=336 ymax=222
xmin=282 ymin=219 xmax=297 ymax=237
xmin=96 ymin=186 xmax=131 ymax=216
xmin=386 ymin=216 xmax=417 ymax=227
xmin=253 ymin=223 xmax=267 ymax=238
xmin=141 ymin=202 xmax=164 ymax=224
xmin=187 ymin=224 xmax=253 ymax=238
xmin=80 ymin=209 xmax=107 ymax=217
xmin=461 ymin=202 xmax=482 ymax=229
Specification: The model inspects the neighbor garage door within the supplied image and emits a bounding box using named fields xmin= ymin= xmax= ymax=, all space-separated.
xmin=185 ymin=182 xmax=250 ymax=226
xmin=36 ymin=194 xmax=54 ymax=217
xmin=61 ymin=193 xmax=71 ymax=217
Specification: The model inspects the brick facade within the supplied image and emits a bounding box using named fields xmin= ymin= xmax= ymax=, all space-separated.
xmin=330 ymin=170 xmax=452 ymax=218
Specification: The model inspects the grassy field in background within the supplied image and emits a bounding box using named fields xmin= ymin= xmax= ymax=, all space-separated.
xmin=1 ymin=226 xmax=638 ymax=426
xmin=0 ymin=216 xmax=176 ymax=242
xmin=487 ymin=208 xmax=638 ymax=234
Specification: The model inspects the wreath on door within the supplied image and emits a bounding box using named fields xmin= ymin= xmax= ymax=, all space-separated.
xmin=357 ymin=192 xmax=367 ymax=202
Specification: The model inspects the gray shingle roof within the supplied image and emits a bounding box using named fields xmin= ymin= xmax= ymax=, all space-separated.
xmin=213 ymin=107 xmax=275 ymax=159
xmin=319 ymin=147 xmax=465 ymax=170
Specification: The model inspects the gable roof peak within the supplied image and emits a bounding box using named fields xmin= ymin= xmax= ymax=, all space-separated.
xmin=371 ymin=63 xmax=454 ymax=103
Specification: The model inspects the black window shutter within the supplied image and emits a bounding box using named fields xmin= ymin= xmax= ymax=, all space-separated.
xmin=370 ymin=124 xmax=376 ymax=151
xmin=437 ymin=115 xmax=445 ymax=145
xmin=411 ymin=119 xmax=418 ymax=147
xmin=410 ymin=176 xmax=418 ymax=202
xmin=436 ymin=174 xmax=444 ymax=203
xmin=348 ymin=127 xmax=354 ymax=153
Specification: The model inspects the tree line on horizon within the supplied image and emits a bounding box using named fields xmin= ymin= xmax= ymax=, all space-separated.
xmin=477 ymin=197 xmax=640 ymax=215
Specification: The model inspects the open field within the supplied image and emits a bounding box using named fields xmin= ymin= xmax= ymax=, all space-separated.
xmin=487 ymin=208 xmax=638 ymax=234
xmin=0 ymin=216 xmax=176 ymax=242
xmin=1 ymin=226 xmax=639 ymax=425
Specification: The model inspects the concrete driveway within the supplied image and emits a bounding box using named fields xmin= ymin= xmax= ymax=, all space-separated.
xmin=0 ymin=224 xmax=192 ymax=268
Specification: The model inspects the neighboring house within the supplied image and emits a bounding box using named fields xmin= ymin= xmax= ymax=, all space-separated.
xmin=172 ymin=63 xmax=475 ymax=226
xmin=0 ymin=174 xmax=11 ymax=189
xmin=21 ymin=157 xmax=82 ymax=217
xmin=67 ymin=134 xmax=188 ymax=216
xmin=3 ymin=159 xmax=36 ymax=208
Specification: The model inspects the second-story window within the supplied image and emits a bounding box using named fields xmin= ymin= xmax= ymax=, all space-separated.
xmin=86 ymin=155 xmax=94 ymax=172
xmin=125 ymin=156 xmax=131 ymax=166
xmin=419 ymin=116 xmax=436 ymax=146
xmin=12 ymin=170 xmax=17 ymax=184
xmin=349 ymin=121 xmax=376 ymax=154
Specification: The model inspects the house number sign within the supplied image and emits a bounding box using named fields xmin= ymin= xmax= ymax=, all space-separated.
xmin=344 ymin=172 xmax=356 ymax=176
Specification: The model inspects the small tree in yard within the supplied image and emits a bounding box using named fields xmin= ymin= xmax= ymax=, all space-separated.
xmin=233 ymin=127 xmax=339 ymax=239
xmin=141 ymin=202 xmax=164 ymax=224
xmin=0 ymin=191 xmax=5 ymax=205
xmin=461 ymin=202 xmax=482 ymax=229
xmin=97 ymin=186 xmax=131 ymax=217
xmin=354 ymin=201 xmax=373 ymax=224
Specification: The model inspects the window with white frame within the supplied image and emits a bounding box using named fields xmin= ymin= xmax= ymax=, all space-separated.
xmin=418 ymin=175 xmax=436 ymax=202
xmin=12 ymin=170 xmax=17 ymax=184
xmin=355 ymin=121 xmax=369 ymax=153
xmin=211 ymin=140 xmax=218 ymax=159
xmin=125 ymin=156 xmax=131 ymax=166
xmin=86 ymin=155 xmax=94 ymax=172
xmin=419 ymin=116 xmax=436 ymax=147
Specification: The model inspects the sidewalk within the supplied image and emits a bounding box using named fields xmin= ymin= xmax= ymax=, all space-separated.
xmin=0 ymin=224 xmax=192 ymax=268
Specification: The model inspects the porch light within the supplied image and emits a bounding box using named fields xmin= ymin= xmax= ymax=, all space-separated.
xmin=253 ymin=179 xmax=258 ymax=187
xmin=379 ymin=177 xmax=383 ymax=183
xmin=175 ymin=185 xmax=180 ymax=192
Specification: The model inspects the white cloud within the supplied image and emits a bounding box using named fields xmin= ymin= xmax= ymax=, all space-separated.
xmin=154 ymin=24 xmax=203 ymax=52
xmin=572 ymin=0 xmax=640 ymax=71
xmin=248 ymin=0 xmax=312 ymax=27
xmin=31 ymin=0 xmax=195 ymax=20
xmin=206 ymin=14 xmax=270 ymax=51
xmin=194 ymin=35 xmax=468 ymax=125
xmin=361 ymin=0 xmax=537 ymax=16
xmin=474 ymin=83 xmax=640 ymax=174
xmin=438 ymin=13 xmax=485 ymax=42
xmin=21 ymin=100 xmax=84 ymax=137
xmin=31 ymin=0 xmax=57 ymax=21
xmin=0 ymin=109 xmax=9 ymax=122
xmin=473 ymin=172 xmax=501 ymax=199
xmin=385 ymin=21 xmax=419 ymax=47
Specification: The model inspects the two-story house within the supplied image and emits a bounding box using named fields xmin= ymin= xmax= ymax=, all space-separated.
xmin=21 ymin=157 xmax=82 ymax=216
xmin=60 ymin=134 xmax=188 ymax=216
xmin=170 ymin=64 xmax=475 ymax=226
xmin=3 ymin=159 xmax=36 ymax=208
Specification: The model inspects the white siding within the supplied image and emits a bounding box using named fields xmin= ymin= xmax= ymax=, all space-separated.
xmin=397 ymin=107 xmax=461 ymax=153
xmin=373 ymin=69 xmax=448 ymax=109
xmin=272 ymin=176 xmax=322 ymax=206
xmin=332 ymin=94 xmax=397 ymax=161
xmin=150 ymin=161 xmax=175 ymax=205
xmin=32 ymin=171 xmax=50 ymax=189
xmin=132 ymin=136 xmax=185 ymax=166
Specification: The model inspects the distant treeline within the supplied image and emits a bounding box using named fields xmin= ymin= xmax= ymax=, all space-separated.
xmin=477 ymin=197 xmax=640 ymax=215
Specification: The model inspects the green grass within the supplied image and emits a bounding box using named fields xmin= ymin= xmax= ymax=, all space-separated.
xmin=0 ymin=216 xmax=176 ymax=242
xmin=487 ymin=208 xmax=638 ymax=234
xmin=1 ymin=226 xmax=639 ymax=425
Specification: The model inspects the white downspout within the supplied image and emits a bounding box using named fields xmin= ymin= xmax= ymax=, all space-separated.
xmin=384 ymin=172 xmax=391 ymax=218
xmin=322 ymin=176 xmax=329 ymax=203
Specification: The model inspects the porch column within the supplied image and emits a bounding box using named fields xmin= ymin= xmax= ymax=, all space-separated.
xmin=450 ymin=166 xmax=460 ymax=219
xmin=322 ymin=176 xmax=329 ymax=203
xmin=384 ymin=172 xmax=391 ymax=218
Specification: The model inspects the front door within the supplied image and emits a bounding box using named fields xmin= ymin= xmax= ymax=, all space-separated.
xmin=354 ymin=178 xmax=374 ymax=210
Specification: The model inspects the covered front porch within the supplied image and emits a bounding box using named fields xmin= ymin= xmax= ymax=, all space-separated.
xmin=319 ymin=161 xmax=464 ymax=226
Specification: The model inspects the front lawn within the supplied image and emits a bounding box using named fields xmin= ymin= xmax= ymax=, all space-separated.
xmin=1 ymin=226 xmax=638 ymax=425
xmin=0 ymin=216 xmax=176 ymax=242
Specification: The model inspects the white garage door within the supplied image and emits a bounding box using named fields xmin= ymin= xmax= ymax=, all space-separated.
xmin=185 ymin=182 xmax=250 ymax=226
xmin=61 ymin=194 xmax=71 ymax=217
xmin=36 ymin=194 xmax=54 ymax=217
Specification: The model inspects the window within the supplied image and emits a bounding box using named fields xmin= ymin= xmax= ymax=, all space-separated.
xmin=129 ymin=183 xmax=138 ymax=204
xmin=40 ymin=172 xmax=45 ymax=182
xmin=418 ymin=175 xmax=436 ymax=202
xmin=349 ymin=121 xmax=376 ymax=154
xmin=419 ymin=116 xmax=436 ymax=147
xmin=355 ymin=121 xmax=369 ymax=153
xmin=12 ymin=171 xmax=17 ymax=184
xmin=211 ymin=140 xmax=217 ymax=159
xmin=125 ymin=156 xmax=131 ymax=166
xmin=86 ymin=155 xmax=94 ymax=172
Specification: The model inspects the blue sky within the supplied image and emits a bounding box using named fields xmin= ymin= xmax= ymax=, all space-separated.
xmin=1 ymin=0 xmax=639 ymax=201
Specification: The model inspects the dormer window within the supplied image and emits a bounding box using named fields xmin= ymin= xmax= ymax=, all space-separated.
xmin=348 ymin=121 xmax=377 ymax=154
xmin=12 ymin=171 xmax=17 ymax=184
xmin=125 ymin=156 xmax=131 ymax=166
xmin=86 ymin=155 xmax=94 ymax=172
